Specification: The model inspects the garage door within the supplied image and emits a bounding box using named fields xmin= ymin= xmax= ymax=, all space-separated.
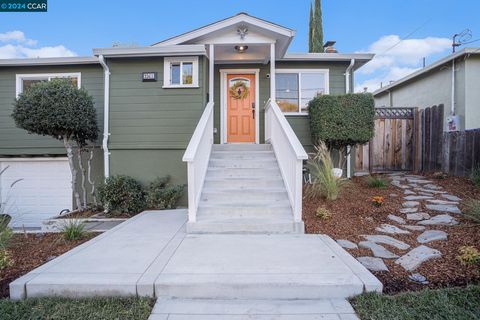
xmin=0 ymin=158 xmax=72 ymax=228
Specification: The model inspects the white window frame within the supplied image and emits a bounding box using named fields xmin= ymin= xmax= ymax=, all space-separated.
xmin=163 ymin=56 xmax=199 ymax=88
xmin=275 ymin=69 xmax=329 ymax=116
xmin=15 ymin=72 xmax=81 ymax=97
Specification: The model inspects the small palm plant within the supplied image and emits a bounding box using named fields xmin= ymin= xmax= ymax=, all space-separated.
xmin=305 ymin=142 xmax=345 ymax=201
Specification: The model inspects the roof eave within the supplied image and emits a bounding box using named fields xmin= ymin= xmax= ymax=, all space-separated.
xmin=93 ymin=45 xmax=207 ymax=58
xmin=0 ymin=56 xmax=99 ymax=67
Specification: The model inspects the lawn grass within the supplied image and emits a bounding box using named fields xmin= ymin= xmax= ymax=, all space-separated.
xmin=351 ymin=285 xmax=480 ymax=320
xmin=0 ymin=296 xmax=155 ymax=320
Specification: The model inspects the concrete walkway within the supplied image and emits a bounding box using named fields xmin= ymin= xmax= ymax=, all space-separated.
xmin=10 ymin=210 xmax=381 ymax=318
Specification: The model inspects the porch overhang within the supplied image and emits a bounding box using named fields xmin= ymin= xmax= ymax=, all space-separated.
xmin=92 ymin=45 xmax=207 ymax=58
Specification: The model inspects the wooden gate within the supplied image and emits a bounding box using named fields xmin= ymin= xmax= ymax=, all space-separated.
xmin=356 ymin=108 xmax=416 ymax=173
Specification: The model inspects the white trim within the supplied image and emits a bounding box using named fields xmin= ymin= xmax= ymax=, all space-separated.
xmin=219 ymin=68 xmax=260 ymax=144
xmin=270 ymin=43 xmax=276 ymax=101
xmin=15 ymin=72 xmax=81 ymax=97
xmin=163 ymin=56 xmax=199 ymax=88
xmin=93 ymin=45 xmax=206 ymax=58
xmin=208 ymin=45 xmax=214 ymax=102
xmin=0 ymin=157 xmax=68 ymax=162
xmin=275 ymin=68 xmax=330 ymax=114
xmin=0 ymin=56 xmax=99 ymax=66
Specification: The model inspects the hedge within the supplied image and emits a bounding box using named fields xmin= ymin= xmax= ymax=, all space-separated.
xmin=308 ymin=93 xmax=375 ymax=149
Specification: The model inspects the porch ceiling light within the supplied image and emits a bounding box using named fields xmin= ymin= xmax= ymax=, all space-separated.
xmin=234 ymin=45 xmax=248 ymax=53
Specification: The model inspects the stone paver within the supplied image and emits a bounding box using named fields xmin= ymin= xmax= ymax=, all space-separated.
xmin=403 ymin=225 xmax=426 ymax=231
xmin=427 ymin=199 xmax=459 ymax=205
xmin=414 ymin=187 xmax=447 ymax=194
xmin=400 ymin=207 xmax=418 ymax=213
xmin=402 ymin=201 xmax=420 ymax=208
xmin=357 ymin=257 xmax=389 ymax=272
xmin=388 ymin=214 xmax=406 ymax=224
xmin=417 ymin=230 xmax=448 ymax=244
xmin=395 ymin=245 xmax=442 ymax=271
xmin=404 ymin=195 xmax=433 ymax=201
xmin=425 ymin=204 xmax=462 ymax=214
xmin=406 ymin=212 xmax=431 ymax=221
xmin=423 ymin=184 xmax=442 ymax=190
xmin=336 ymin=239 xmax=358 ymax=249
xmin=375 ymin=224 xmax=410 ymax=235
xmin=404 ymin=189 xmax=416 ymax=195
xmin=359 ymin=241 xmax=399 ymax=259
xmin=441 ymin=194 xmax=461 ymax=202
xmin=361 ymin=235 xmax=410 ymax=250
xmin=418 ymin=214 xmax=459 ymax=226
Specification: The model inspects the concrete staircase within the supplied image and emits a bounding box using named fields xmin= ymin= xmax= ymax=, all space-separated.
xmin=187 ymin=144 xmax=304 ymax=234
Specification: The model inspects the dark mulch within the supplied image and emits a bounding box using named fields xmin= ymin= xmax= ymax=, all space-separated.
xmin=304 ymin=174 xmax=480 ymax=294
xmin=0 ymin=233 xmax=97 ymax=298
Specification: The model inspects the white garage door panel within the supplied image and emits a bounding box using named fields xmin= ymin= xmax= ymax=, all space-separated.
xmin=0 ymin=159 xmax=72 ymax=228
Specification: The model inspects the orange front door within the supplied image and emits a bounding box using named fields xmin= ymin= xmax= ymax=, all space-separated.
xmin=227 ymin=74 xmax=256 ymax=143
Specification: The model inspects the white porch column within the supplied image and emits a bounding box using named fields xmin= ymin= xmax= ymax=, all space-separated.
xmin=270 ymin=43 xmax=276 ymax=101
xmin=209 ymin=44 xmax=214 ymax=103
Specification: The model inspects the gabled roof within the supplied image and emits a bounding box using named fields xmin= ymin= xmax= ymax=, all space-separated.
xmin=373 ymin=48 xmax=480 ymax=96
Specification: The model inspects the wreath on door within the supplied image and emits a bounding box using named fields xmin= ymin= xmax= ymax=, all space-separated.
xmin=229 ymin=80 xmax=249 ymax=100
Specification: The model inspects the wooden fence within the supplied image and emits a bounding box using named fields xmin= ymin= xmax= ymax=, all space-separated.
xmin=356 ymin=104 xmax=480 ymax=176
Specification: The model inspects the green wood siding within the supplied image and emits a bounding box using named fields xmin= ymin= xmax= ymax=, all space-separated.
xmin=0 ymin=64 xmax=104 ymax=156
xmin=108 ymin=56 xmax=207 ymax=150
xmin=214 ymin=61 xmax=349 ymax=147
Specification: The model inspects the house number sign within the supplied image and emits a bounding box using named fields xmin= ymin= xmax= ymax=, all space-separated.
xmin=142 ymin=72 xmax=157 ymax=82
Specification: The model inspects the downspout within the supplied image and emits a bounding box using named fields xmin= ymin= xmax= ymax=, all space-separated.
xmin=98 ymin=55 xmax=110 ymax=179
xmin=345 ymin=58 xmax=355 ymax=178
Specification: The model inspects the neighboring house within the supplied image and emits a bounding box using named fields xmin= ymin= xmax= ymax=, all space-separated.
xmin=373 ymin=48 xmax=480 ymax=131
xmin=0 ymin=13 xmax=373 ymax=230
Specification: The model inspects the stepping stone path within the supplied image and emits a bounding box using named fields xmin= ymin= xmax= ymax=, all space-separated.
xmin=395 ymin=245 xmax=442 ymax=271
xmin=376 ymin=224 xmax=410 ymax=235
xmin=406 ymin=212 xmax=431 ymax=221
xmin=404 ymin=195 xmax=433 ymax=201
xmin=415 ymin=187 xmax=447 ymax=194
xmin=357 ymin=256 xmax=389 ymax=272
xmin=426 ymin=204 xmax=461 ymax=214
xmin=403 ymin=201 xmax=420 ymax=207
xmin=427 ymin=199 xmax=459 ymax=205
xmin=418 ymin=214 xmax=459 ymax=226
xmin=359 ymin=241 xmax=399 ymax=259
xmin=362 ymin=235 xmax=410 ymax=250
xmin=388 ymin=214 xmax=406 ymax=224
xmin=336 ymin=239 xmax=358 ymax=249
xmin=424 ymin=184 xmax=443 ymax=190
xmin=400 ymin=207 xmax=418 ymax=213
xmin=417 ymin=230 xmax=448 ymax=244
xmin=441 ymin=194 xmax=461 ymax=202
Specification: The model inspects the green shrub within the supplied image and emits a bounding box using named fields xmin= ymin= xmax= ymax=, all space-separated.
xmin=470 ymin=165 xmax=480 ymax=187
xmin=61 ymin=220 xmax=86 ymax=241
xmin=0 ymin=249 xmax=13 ymax=270
xmin=305 ymin=142 xmax=345 ymax=200
xmin=98 ymin=175 xmax=146 ymax=215
xmin=315 ymin=207 xmax=332 ymax=220
xmin=308 ymin=93 xmax=375 ymax=150
xmin=457 ymin=246 xmax=480 ymax=265
xmin=367 ymin=175 xmax=388 ymax=188
xmin=146 ymin=176 xmax=184 ymax=209
xmin=0 ymin=214 xmax=11 ymax=232
xmin=464 ymin=199 xmax=480 ymax=223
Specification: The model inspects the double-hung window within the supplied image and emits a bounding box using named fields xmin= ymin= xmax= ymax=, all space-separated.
xmin=163 ymin=57 xmax=198 ymax=88
xmin=15 ymin=72 xmax=81 ymax=97
xmin=275 ymin=69 xmax=329 ymax=114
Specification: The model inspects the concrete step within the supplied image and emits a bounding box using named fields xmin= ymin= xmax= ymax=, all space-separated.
xmin=197 ymin=204 xmax=292 ymax=216
xmin=206 ymin=167 xmax=281 ymax=178
xmin=201 ymin=189 xmax=289 ymax=203
xmin=210 ymin=151 xmax=275 ymax=160
xmin=203 ymin=177 xmax=284 ymax=189
xmin=209 ymin=158 xmax=278 ymax=169
xmin=149 ymin=298 xmax=358 ymax=319
xmin=187 ymin=219 xmax=304 ymax=234
xmin=155 ymin=273 xmax=363 ymax=299
xmin=212 ymin=144 xmax=273 ymax=151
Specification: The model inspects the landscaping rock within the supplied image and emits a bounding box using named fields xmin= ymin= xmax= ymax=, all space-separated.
xmin=403 ymin=201 xmax=420 ymax=208
xmin=357 ymin=256 xmax=389 ymax=272
xmin=391 ymin=180 xmax=410 ymax=189
xmin=362 ymin=235 xmax=410 ymax=250
xmin=441 ymin=194 xmax=462 ymax=202
xmin=395 ymin=245 xmax=442 ymax=271
xmin=406 ymin=179 xmax=432 ymax=184
xmin=418 ymin=191 xmax=434 ymax=196
xmin=403 ymin=225 xmax=426 ymax=231
xmin=427 ymin=199 xmax=459 ymax=205
xmin=404 ymin=189 xmax=416 ymax=195
xmin=336 ymin=239 xmax=358 ymax=249
xmin=418 ymin=214 xmax=459 ymax=226
xmin=423 ymin=184 xmax=443 ymax=190
xmin=409 ymin=273 xmax=429 ymax=284
xmin=406 ymin=212 xmax=431 ymax=221
xmin=375 ymin=224 xmax=411 ymax=235
xmin=417 ymin=230 xmax=448 ymax=244
xmin=404 ymin=195 xmax=434 ymax=201
xmin=414 ymin=187 xmax=447 ymax=194
xmin=425 ymin=204 xmax=461 ymax=214
xmin=388 ymin=214 xmax=406 ymax=224
xmin=400 ymin=207 xmax=418 ymax=213
xmin=359 ymin=241 xmax=399 ymax=259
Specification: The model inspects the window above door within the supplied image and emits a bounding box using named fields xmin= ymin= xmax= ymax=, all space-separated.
xmin=275 ymin=69 xmax=329 ymax=115
xmin=163 ymin=56 xmax=199 ymax=88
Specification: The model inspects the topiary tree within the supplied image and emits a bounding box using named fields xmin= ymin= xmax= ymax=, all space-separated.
xmin=12 ymin=79 xmax=98 ymax=211
xmin=308 ymin=93 xmax=375 ymax=167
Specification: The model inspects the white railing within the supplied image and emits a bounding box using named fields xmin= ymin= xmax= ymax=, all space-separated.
xmin=182 ymin=102 xmax=214 ymax=223
xmin=265 ymin=99 xmax=308 ymax=222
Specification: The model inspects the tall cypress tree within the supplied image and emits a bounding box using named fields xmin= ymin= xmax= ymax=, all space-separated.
xmin=308 ymin=2 xmax=314 ymax=52
xmin=310 ymin=0 xmax=324 ymax=53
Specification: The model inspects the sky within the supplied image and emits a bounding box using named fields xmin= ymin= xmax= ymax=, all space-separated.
xmin=1 ymin=0 xmax=479 ymax=92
